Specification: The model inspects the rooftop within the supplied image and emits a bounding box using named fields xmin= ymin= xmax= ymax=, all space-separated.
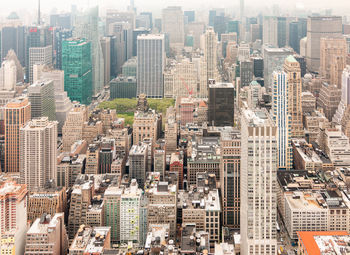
xmin=27 ymin=213 xmax=64 ymax=235
xmin=298 ymin=231 xmax=350 ymax=255
xmin=208 ymin=82 xmax=234 ymax=89
xmin=178 ymin=188 xmax=221 ymax=211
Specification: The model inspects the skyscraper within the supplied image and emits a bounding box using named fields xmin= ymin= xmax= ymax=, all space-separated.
xmin=320 ymin=37 xmax=347 ymax=88
xmin=333 ymin=66 xmax=350 ymax=138
xmin=4 ymin=97 xmax=31 ymax=173
xmin=288 ymin=19 xmax=307 ymax=54
xmin=1 ymin=25 xmax=26 ymax=67
xmin=263 ymin=16 xmax=278 ymax=47
xmin=100 ymin=37 xmax=111 ymax=86
xmin=241 ymin=109 xmax=277 ymax=255
xmin=208 ymin=82 xmax=235 ymax=126
xmin=28 ymin=79 xmax=56 ymax=121
xmin=284 ymin=56 xmax=304 ymax=138
xmin=62 ymin=38 xmax=92 ymax=105
xmin=29 ymin=45 xmax=53 ymax=84
xmin=0 ymin=181 xmax=28 ymax=255
xmin=137 ymin=34 xmax=165 ymax=98
xmin=306 ymin=16 xmax=342 ymax=72
xmin=220 ymin=128 xmax=241 ymax=229
xmin=129 ymin=143 xmax=148 ymax=187
xmin=20 ymin=117 xmax=57 ymax=191
xmin=26 ymin=26 xmax=53 ymax=83
xmin=162 ymin=6 xmax=185 ymax=49
xmin=0 ymin=50 xmax=23 ymax=91
xmin=272 ymin=71 xmax=292 ymax=169
xmin=73 ymin=6 xmax=104 ymax=95
xmin=205 ymin=27 xmax=219 ymax=82
xmin=263 ymin=47 xmax=293 ymax=91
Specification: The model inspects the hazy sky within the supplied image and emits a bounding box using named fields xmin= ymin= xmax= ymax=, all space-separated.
xmin=0 ymin=0 xmax=349 ymax=19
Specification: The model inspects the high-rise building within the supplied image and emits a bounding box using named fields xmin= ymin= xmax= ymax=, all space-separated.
xmin=29 ymin=45 xmax=53 ymax=84
xmin=52 ymin=28 xmax=72 ymax=70
xmin=62 ymin=38 xmax=92 ymax=105
xmin=0 ymin=51 xmax=19 ymax=91
xmin=333 ymin=66 xmax=350 ymax=137
xmin=129 ymin=143 xmax=148 ymax=187
xmin=4 ymin=97 xmax=31 ymax=173
xmin=133 ymin=109 xmax=162 ymax=145
xmin=38 ymin=67 xmax=72 ymax=134
xmin=24 ymin=213 xmax=68 ymax=255
xmin=306 ymin=16 xmax=342 ymax=72
xmin=1 ymin=25 xmax=26 ymax=67
xmin=284 ymin=56 xmax=304 ymax=138
xmin=164 ymin=106 xmax=178 ymax=154
xmin=320 ymin=37 xmax=347 ymax=88
xmin=146 ymin=180 xmax=177 ymax=239
xmin=137 ymin=34 xmax=165 ymax=98
xmin=263 ymin=16 xmax=278 ymax=47
xmin=263 ymin=47 xmax=293 ymax=91
xmin=169 ymin=152 xmax=183 ymax=188
xmin=220 ymin=128 xmax=241 ymax=229
xmin=288 ymin=19 xmax=307 ymax=54
xmin=73 ymin=7 xmax=104 ymax=95
xmin=205 ymin=27 xmax=219 ymax=82
xmin=28 ymin=79 xmax=56 ymax=121
xmin=132 ymin=28 xmax=150 ymax=56
xmin=103 ymin=186 xmax=122 ymax=244
xmin=106 ymin=9 xmax=135 ymax=32
xmin=100 ymin=37 xmax=111 ymax=86
xmin=20 ymin=117 xmax=57 ymax=191
xmin=26 ymin=26 xmax=53 ymax=82
xmin=62 ymin=104 xmax=88 ymax=151
xmin=240 ymin=59 xmax=254 ymax=86
xmin=162 ymin=6 xmax=184 ymax=50
xmin=50 ymin=13 xmax=72 ymax=29
xmin=272 ymin=71 xmax=292 ymax=169
xmin=241 ymin=109 xmax=277 ymax=255
xmin=184 ymin=10 xmax=195 ymax=23
xmin=318 ymin=82 xmax=341 ymax=121
xmin=120 ymin=180 xmax=147 ymax=245
xmin=208 ymin=82 xmax=234 ymax=126
xmin=0 ymin=181 xmax=28 ymax=255
xmin=108 ymin=21 xmax=133 ymax=73
xmin=277 ymin=17 xmax=287 ymax=48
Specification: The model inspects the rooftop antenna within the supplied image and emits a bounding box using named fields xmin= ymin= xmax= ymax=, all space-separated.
xmin=37 ymin=0 xmax=41 ymax=25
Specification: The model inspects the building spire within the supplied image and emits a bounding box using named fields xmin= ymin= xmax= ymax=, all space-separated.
xmin=38 ymin=0 xmax=41 ymax=25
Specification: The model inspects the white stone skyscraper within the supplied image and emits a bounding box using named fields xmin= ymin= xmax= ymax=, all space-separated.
xmin=241 ymin=109 xmax=278 ymax=255
xmin=162 ymin=6 xmax=184 ymax=50
xmin=73 ymin=6 xmax=104 ymax=95
xmin=20 ymin=117 xmax=57 ymax=191
xmin=272 ymin=71 xmax=292 ymax=169
xmin=137 ymin=34 xmax=165 ymax=98
xmin=205 ymin=27 xmax=218 ymax=82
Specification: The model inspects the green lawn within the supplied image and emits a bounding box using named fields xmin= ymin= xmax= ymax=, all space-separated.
xmin=99 ymin=98 xmax=175 ymax=125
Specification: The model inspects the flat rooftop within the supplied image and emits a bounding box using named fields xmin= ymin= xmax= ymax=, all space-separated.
xmin=298 ymin=231 xmax=350 ymax=255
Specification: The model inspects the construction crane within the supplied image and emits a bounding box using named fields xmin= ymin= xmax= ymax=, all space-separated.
xmin=179 ymin=76 xmax=194 ymax=96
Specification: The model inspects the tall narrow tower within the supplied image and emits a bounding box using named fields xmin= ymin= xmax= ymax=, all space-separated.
xmin=240 ymin=0 xmax=244 ymax=22
xmin=241 ymin=109 xmax=278 ymax=255
xmin=37 ymin=0 xmax=41 ymax=25
xmin=284 ymin=55 xmax=304 ymax=138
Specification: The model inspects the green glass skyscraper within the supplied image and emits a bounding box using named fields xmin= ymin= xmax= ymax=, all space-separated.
xmin=62 ymin=38 xmax=92 ymax=105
